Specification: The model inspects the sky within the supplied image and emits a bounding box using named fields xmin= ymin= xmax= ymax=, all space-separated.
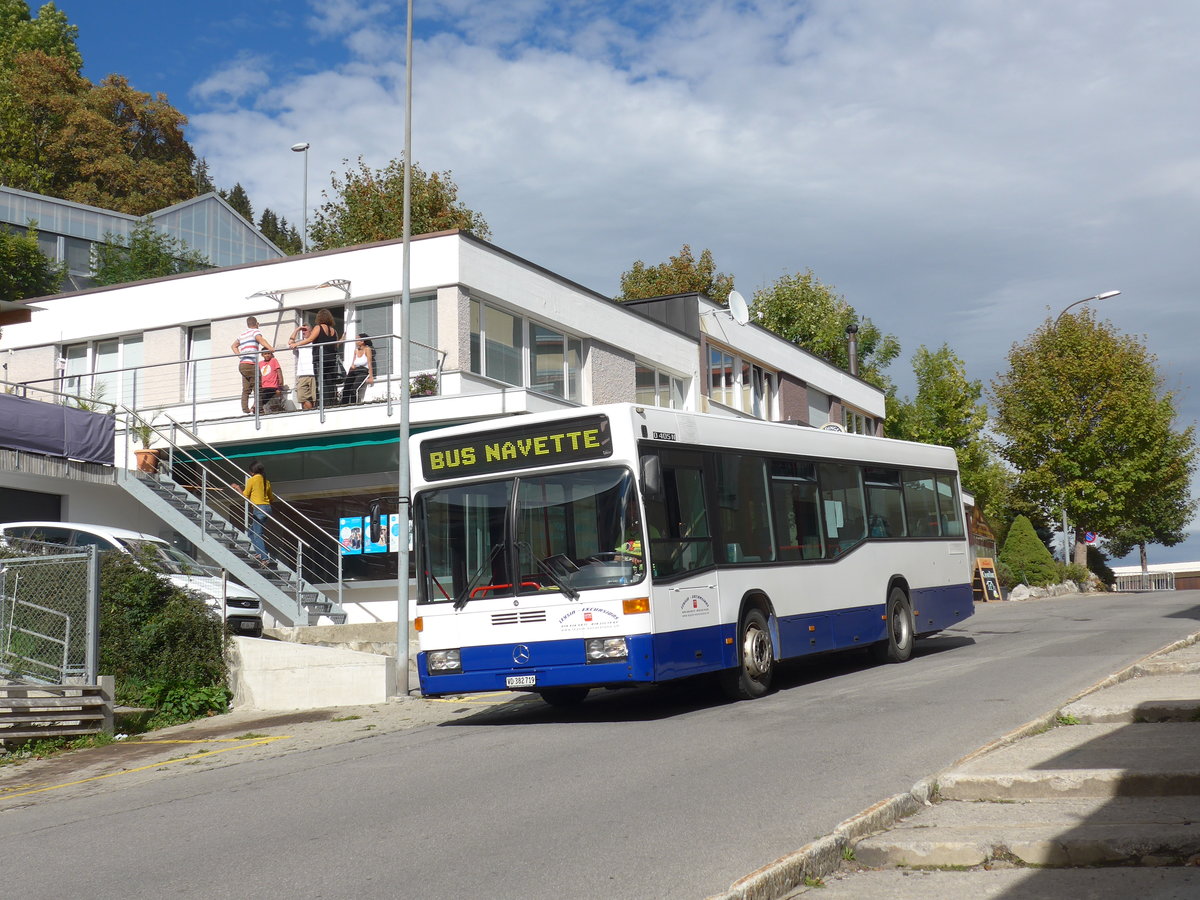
xmin=48 ymin=0 xmax=1200 ymax=565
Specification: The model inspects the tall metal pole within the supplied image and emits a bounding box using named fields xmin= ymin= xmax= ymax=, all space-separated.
xmin=395 ymin=0 xmax=414 ymax=696
xmin=291 ymin=142 xmax=311 ymax=252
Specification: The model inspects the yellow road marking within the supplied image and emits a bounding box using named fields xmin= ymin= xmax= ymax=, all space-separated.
xmin=0 ymin=735 xmax=290 ymax=801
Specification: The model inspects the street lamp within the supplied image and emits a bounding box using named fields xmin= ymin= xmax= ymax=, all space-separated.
xmin=290 ymin=142 xmax=310 ymax=253
xmin=1054 ymin=290 xmax=1120 ymax=325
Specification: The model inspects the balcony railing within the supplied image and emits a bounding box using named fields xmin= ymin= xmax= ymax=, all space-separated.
xmin=8 ymin=331 xmax=446 ymax=431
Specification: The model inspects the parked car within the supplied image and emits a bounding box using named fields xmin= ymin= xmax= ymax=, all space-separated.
xmin=0 ymin=522 xmax=265 ymax=637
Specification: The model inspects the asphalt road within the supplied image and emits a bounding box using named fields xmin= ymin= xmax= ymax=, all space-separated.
xmin=4 ymin=591 xmax=1198 ymax=899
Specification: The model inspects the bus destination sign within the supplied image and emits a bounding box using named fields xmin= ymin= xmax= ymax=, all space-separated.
xmin=421 ymin=415 xmax=613 ymax=481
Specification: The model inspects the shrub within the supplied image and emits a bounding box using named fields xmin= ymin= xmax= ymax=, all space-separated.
xmin=999 ymin=515 xmax=1059 ymax=587
xmin=1061 ymin=563 xmax=1090 ymax=585
xmin=99 ymin=554 xmax=228 ymax=714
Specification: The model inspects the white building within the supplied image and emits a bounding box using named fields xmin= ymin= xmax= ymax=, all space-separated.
xmin=0 ymin=230 xmax=885 ymax=624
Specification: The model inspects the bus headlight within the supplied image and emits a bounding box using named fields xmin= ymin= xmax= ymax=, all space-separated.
xmin=427 ymin=649 xmax=462 ymax=673
xmin=586 ymin=637 xmax=628 ymax=663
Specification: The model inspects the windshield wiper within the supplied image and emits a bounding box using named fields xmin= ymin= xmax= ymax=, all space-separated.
xmin=453 ymin=543 xmax=506 ymax=611
xmin=517 ymin=541 xmax=580 ymax=600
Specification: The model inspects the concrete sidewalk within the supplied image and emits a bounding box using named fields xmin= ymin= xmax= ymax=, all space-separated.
xmin=728 ymin=637 xmax=1200 ymax=899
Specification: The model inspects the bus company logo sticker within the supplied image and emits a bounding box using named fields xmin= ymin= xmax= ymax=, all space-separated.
xmin=513 ymin=644 xmax=531 ymax=664
xmin=680 ymin=594 xmax=711 ymax=618
xmin=558 ymin=607 xmax=620 ymax=631
xmin=652 ymin=431 xmax=676 ymax=441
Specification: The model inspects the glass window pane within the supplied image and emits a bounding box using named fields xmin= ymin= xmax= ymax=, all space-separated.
xmin=936 ymin=474 xmax=964 ymax=537
xmin=770 ymin=460 xmax=822 ymax=560
xmin=635 ymin=365 xmax=656 ymax=405
xmin=903 ymin=471 xmax=941 ymax=537
xmin=356 ymin=300 xmax=393 ymax=377
xmin=567 ymin=337 xmax=582 ymax=402
xmin=865 ymin=467 xmax=905 ymax=538
xmin=717 ymin=454 xmax=774 ymax=563
xmin=529 ymin=323 xmax=565 ymax=398
xmin=484 ymin=305 xmax=522 ymax=386
xmin=418 ymin=480 xmax=512 ymax=604
xmin=820 ymin=462 xmax=866 ymax=556
xmin=469 ymin=299 xmax=481 ymax=374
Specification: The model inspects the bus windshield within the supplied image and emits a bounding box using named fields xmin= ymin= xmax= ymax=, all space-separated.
xmin=418 ymin=466 xmax=646 ymax=605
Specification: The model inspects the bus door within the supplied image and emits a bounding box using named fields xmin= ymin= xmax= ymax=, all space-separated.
xmin=640 ymin=449 xmax=726 ymax=677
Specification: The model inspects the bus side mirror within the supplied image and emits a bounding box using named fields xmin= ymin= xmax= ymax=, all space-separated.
xmin=641 ymin=455 xmax=663 ymax=501
xmin=369 ymin=501 xmax=382 ymax=543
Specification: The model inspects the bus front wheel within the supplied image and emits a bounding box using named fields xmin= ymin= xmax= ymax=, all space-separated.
xmin=721 ymin=608 xmax=774 ymax=700
xmin=540 ymin=687 xmax=590 ymax=707
xmin=871 ymin=587 xmax=914 ymax=664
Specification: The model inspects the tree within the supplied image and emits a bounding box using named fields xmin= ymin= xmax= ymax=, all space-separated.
xmin=258 ymin=207 xmax=302 ymax=255
xmin=752 ymin=269 xmax=900 ymax=390
xmin=309 ymin=156 xmax=491 ymax=250
xmin=0 ymin=1 xmax=80 ymax=69
xmin=219 ymin=182 xmax=253 ymax=222
xmin=991 ymin=308 xmax=1197 ymax=566
xmin=887 ymin=344 xmax=1007 ymax=515
xmin=2 ymin=2 xmax=196 ymax=214
xmin=0 ymin=222 xmax=64 ymax=299
xmin=999 ymin=514 xmax=1059 ymax=587
xmin=616 ymin=244 xmax=733 ymax=304
xmin=90 ymin=218 xmax=210 ymax=286
xmin=192 ymin=157 xmax=215 ymax=195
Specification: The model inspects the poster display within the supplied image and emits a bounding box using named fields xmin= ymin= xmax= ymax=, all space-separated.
xmin=365 ymin=515 xmax=389 ymax=553
xmin=339 ymin=516 xmax=363 ymax=555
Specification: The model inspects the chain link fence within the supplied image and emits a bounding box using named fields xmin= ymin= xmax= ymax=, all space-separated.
xmin=0 ymin=538 xmax=99 ymax=685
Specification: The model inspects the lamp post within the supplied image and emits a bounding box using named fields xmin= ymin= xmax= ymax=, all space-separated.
xmin=1054 ymin=290 xmax=1120 ymax=325
xmin=290 ymin=142 xmax=310 ymax=253
xmin=1054 ymin=289 xmax=1120 ymax=565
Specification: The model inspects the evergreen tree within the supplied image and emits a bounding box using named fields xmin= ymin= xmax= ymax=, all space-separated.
xmin=616 ymin=244 xmax=733 ymax=304
xmin=219 ymin=182 xmax=253 ymax=222
xmin=999 ymin=515 xmax=1059 ymax=587
xmin=193 ymin=157 xmax=215 ymax=194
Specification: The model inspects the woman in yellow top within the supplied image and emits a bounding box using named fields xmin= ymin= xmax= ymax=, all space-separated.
xmin=242 ymin=461 xmax=275 ymax=565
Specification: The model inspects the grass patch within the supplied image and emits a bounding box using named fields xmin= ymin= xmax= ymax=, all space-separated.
xmin=1055 ymin=714 xmax=1082 ymax=726
xmin=803 ymin=875 xmax=825 ymax=887
xmin=235 ymin=732 xmax=268 ymax=740
xmin=841 ymin=845 xmax=856 ymax=861
xmin=0 ymin=731 xmax=117 ymax=766
xmin=331 ymin=714 xmax=362 ymax=722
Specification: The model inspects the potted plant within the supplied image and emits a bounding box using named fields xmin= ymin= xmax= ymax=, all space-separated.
xmin=132 ymin=420 xmax=160 ymax=473
xmin=410 ymin=372 xmax=438 ymax=397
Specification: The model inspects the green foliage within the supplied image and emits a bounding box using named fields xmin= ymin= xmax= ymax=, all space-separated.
xmin=90 ymin=217 xmax=210 ymax=286
xmin=616 ymin=244 xmax=733 ymax=304
xmin=98 ymin=552 xmax=227 ymax=713
xmin=219 ymin=182 xmax=253 ymax=222
xmin=999 ymin=515 xmax=1059 ymax=587
xmin=887 ymin=343 xmax=1006 ymax=517
xmin=0 ymin=222 xmax=64 ymax=298
xmin=1 ymin=4 xmax=195 ymax=213
xmin=410 ymin=372 xmax=438 ymax=396
xmin=752 ymin=269 xmax=900 ymax=391
xmin=1061 ymin=562 xmax=1090 ymax=584
xmin=0 ymin=730 xmax=115 ymax=765
xmin=992 ymin=309 xmax=1197 ymax=566
xmin=258 ymin=207 xmax=302 ymax=255
xmin=140 ymin=681 xmax=230 ymax=728
xmin=310 ymin=155 xmax=491 ymax=250
xmin=1087 ymin=545 xmax=1115 ymax=587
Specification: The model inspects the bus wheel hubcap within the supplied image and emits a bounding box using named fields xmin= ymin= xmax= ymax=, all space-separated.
xmin=744 ymin=626 xmax=771 ymax=678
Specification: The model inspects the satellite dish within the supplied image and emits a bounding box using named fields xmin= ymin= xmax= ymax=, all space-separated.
xmin=727 ymin=290 xmax=750 ymax=326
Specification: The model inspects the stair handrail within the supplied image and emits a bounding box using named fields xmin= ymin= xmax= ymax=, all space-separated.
xmin=120 ymin=409 xmax=344 ymax=612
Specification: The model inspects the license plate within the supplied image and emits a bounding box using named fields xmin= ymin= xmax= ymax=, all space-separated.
xmin=506 ymin=674 xmax=536 ymax=688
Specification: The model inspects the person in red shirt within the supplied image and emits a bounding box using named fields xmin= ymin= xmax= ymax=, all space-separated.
xmin=257 ymin=350 xmax=284 ymax=414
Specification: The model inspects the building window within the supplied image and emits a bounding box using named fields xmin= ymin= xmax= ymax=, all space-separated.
xmin=186 ymin=325 xmax=211 ymax=402
xmin=528 ymin=323 xmax=583 ymax=402
xmin=635 ymin=364 xmax=685 ymax=409
xmin=843 ymin=408 xmax=873 ymax=435
xmin=470 ymin=300 xmax=523 ymax=387
xmin=708 ymin=344 xmax=773 ymax=418
xmin=60 ymin=334 xmax=143 ymax=407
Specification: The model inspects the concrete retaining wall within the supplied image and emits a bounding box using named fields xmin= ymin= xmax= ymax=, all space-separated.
xmin=228 ymin=636 xmax=396 ymax=710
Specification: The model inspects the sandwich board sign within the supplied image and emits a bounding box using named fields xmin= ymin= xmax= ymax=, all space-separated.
xmin=973 ymin=557 xmax=1002 ymax=603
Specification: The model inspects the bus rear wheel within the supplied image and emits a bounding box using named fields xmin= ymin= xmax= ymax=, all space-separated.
xmin=539 ymin=687 xmax=590 ymax=707
xmin=871 ymin=587 xmax=914 ymax=664
xmin=721 ymin=608 xmax=774 ymax=700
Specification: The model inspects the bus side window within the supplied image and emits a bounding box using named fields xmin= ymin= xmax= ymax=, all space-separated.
xmin=769 ymin=458 xmax=822 ymax=561
xmin=646 ymin=455 xmax=713 ymax=578
xmin=819 ymin=462 xmax=866 ymax=555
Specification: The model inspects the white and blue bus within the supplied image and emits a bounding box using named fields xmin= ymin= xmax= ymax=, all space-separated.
xmin=412 ymin=404 xmax=973 ymax=704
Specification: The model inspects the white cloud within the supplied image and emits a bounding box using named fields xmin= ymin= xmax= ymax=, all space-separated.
xmin=188 ymin=0 xmax=1200 ymax=443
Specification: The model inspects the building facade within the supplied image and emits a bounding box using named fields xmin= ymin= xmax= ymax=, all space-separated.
xmin=0 ymin=230 xmax=886 ymax=622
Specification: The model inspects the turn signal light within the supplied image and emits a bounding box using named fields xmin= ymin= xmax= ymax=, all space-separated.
xmin=623 ymin=597 xmax=650 ymax=614
xmin=414 ymin=617 xmax=424 ymax=632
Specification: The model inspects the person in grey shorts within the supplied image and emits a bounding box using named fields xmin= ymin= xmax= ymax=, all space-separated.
xmin=289 ymin=317 xmax=318 ymax=410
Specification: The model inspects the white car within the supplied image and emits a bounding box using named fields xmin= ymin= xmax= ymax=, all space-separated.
xmin=0 ymin=522 xmax=265 ymax=637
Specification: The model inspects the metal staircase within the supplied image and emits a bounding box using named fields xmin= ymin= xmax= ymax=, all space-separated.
xmin=114 ymin=414 xmax=347 ymax=627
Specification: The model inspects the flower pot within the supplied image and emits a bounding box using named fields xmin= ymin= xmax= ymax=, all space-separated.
xmin=135 ymin=447 xmax=160 ymax=474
